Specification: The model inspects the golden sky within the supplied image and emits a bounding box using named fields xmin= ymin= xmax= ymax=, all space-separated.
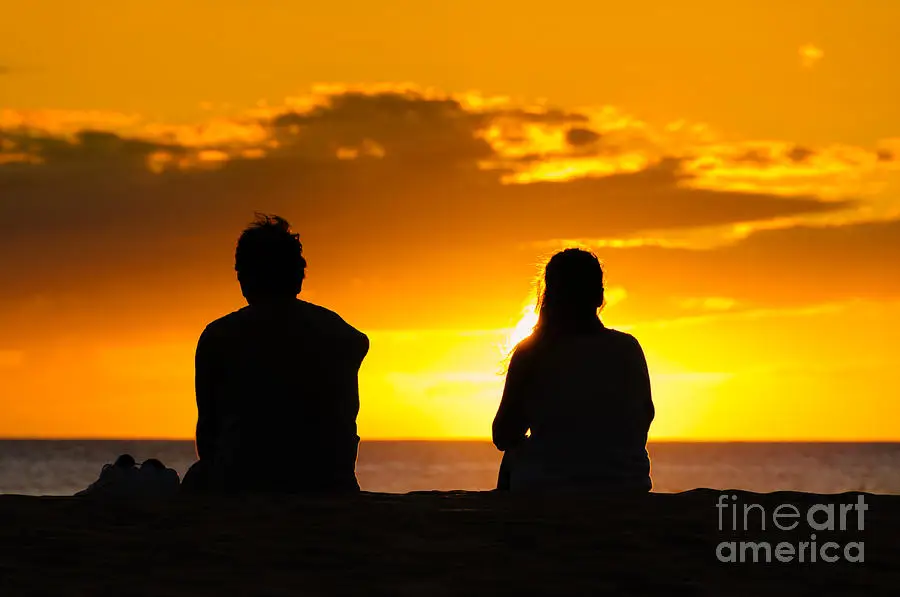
xmin=1 ymin=0 xmax=898 ymax=439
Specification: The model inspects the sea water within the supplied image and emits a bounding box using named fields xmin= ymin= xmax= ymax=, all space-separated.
xmin=1 ymin=440 xmax=899 ymax=496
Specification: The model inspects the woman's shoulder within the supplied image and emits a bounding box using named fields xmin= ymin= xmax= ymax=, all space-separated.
xmin=599 ymin=328 xmax=647 ymax=362
xmin=509 ymin=336 xmax=535 ymax=364
xmin=602 ymin=327 xmax=641 ymax=345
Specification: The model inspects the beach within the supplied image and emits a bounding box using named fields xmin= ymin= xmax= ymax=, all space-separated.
xmin=1 ymin=489 xmax=897 ymax=596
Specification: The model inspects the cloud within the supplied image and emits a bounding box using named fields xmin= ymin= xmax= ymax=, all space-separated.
xmin=5 ymin=86 xmax=893 ymax=201
xmin=268 ymin=91 xmax=493 ymax=164
xmin=580 ymin=217 xmax=900 ymax=322
xmin=0 ymin=86 xmax=894 ymax=334
xmin=799 ymin=44 xmax=824 ymax=68
xmin=631 ymin=300 xmax=850 ymax=331
xmin=0 ymin=108 xmax=142 ymax=134
xmin=676 ymin=297 xmax=737 ymax=312
xmin=1 ymin=91 xmax=848 ymax=239
xmin=680 ymin=140 xmax=899 ymax=214
xmin=565 ymin=128 xmax=601 ymax=149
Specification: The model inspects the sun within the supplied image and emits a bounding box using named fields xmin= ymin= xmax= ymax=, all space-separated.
xmin=504 ymin=303 xmax=539 ymax=354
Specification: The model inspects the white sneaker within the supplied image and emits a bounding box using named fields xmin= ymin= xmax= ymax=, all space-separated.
xmin=75 ymin=454 xmax=141 ymax=497
xmin=75 ymin=454 xmax=181 ymax=497
xmin=137 ymin=459 xmax=181 ymax=497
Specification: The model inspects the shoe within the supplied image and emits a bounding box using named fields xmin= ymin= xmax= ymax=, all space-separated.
xmin=137 ymin=458 xmax=181 ymax=497
xmin=75 ymin=453 xmax=141 ymax=497
xmin=75 ymin=454 xmax=181 ymax=497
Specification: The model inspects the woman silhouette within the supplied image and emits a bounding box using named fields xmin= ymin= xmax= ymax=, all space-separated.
xmin=492 ymin=249 xmax=654 ymax=491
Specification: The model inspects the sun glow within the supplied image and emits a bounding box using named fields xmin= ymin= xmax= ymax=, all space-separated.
xmin=504 ymin=303 xmax=539 ymax=354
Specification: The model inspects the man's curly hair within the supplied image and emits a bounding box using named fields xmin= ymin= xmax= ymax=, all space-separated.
xmin=235 ymin=213 xmax=307 ymax=300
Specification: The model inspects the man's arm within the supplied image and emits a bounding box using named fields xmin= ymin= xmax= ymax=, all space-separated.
xmin=322 ymin=307 xmax=369 ymax=369
xmin=626 ymin=335 xmax=654 ymax=428
xmin=194 ymin=327 xmax=218 ymax=461
xmin=314 ymin=327 xmax=367 ymax=489
xmin=336 ymin=331 xmax=367 ymax=473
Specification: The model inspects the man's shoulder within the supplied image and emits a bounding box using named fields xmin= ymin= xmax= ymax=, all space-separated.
xmin=297 ymin=300 xmax=369 ymax=357
xmin=297 ymin=300 xmax=364 ymax=333
xmin=296 ymin=299 xmax=345 ymax=323
xmin=198 ymin=307 xmax=251 ymax=339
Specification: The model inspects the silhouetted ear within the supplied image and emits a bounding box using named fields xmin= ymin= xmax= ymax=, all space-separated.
xmin=597 ymin=288 xmax=605 ymax=308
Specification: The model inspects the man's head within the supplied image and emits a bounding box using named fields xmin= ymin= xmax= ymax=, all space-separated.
xmin=235 ymin=213 xmax=307 ymax=304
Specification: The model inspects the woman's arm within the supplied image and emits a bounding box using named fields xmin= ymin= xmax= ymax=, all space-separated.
xmin=492 ymin=347 xmax=531 ymax=451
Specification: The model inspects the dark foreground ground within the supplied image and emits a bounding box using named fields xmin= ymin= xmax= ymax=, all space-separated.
xmin=1 ymin=489 xmax=897 ymax=596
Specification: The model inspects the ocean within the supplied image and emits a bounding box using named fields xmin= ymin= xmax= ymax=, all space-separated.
xmin=1 ymin=441 xmax=899 ymax=496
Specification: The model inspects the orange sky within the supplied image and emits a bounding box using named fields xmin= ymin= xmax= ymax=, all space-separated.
xmin=1 ymin=0 xmax=898 ymax=440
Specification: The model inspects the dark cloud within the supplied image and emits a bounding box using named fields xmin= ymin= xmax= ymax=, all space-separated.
xmin=565 ymin=127 xmax=601 ymax=146
xmin=0 ymin=91 xmax=861 ymax=332
xmin=733 ymin=149 xmax=775 ymax=166
xmin=786 ymin=145 xmax=815 ymax=163
xmin=269 ymin=92 xmax=492 ymax=164
xmin=597 ymin=218 xmax=900 ymax=322
xmin=876 ymin=149 xmax=894 ymax=162
xmin=491 ymin=107 xmax=589 ymax=125
xmin=1 ymin=129 xmax=178 ymax=166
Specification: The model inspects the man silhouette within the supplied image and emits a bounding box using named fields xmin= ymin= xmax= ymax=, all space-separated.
xmin=184 ymin=214 xmax=368 ymax=493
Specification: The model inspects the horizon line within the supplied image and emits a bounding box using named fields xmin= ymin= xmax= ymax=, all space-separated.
xmin=2 ymin=437 xmax=900 ymax=443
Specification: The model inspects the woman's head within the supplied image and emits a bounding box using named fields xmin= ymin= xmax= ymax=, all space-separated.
xmin=534 ymin=248 xmax=605 ymax=335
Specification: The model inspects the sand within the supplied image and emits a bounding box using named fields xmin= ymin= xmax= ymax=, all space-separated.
xmin=1 ymin=489 xmax=897 ymax=596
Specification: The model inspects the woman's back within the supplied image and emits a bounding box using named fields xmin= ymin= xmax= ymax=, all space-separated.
xmin=497 ymin=325 xmax=654 ymax=491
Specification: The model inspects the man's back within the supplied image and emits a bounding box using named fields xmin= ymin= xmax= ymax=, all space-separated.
xmin=195 ymin=299 xmax=369 ymax=492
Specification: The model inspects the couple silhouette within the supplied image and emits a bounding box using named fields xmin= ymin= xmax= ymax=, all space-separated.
xmin=181 ymin=214 xmax=654 ymax=494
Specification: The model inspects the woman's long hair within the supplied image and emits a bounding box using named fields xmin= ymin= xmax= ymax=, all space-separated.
xmin=501 ymin=248 xmax=606 ymax=372
xmin=531 ymin=248 xmax=606 ymax=342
